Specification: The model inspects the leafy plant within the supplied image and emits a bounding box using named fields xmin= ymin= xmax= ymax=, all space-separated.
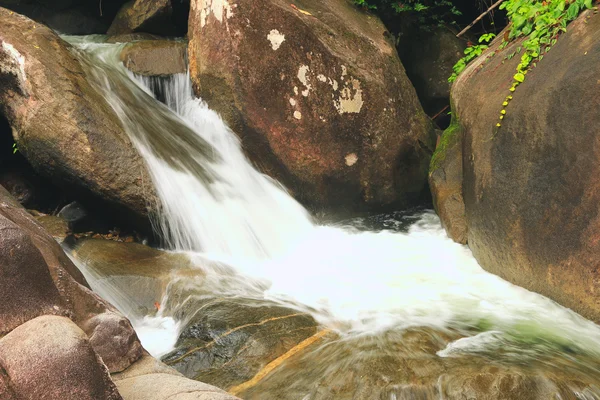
xmin=353 ymin=0 xmax=463 ymax=27
xmin=448 ymin=33 xmax=496 ymax=82
xmin=447 ymin=0 xmax=595 ymax=130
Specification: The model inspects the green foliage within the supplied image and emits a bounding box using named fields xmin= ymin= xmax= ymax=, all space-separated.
xmin=12 ymin=142 xmax=18 ymax=155
xmin=352 ymin=0 xmax=463 ymax=27
xmin=447 ymin=0 xmax=594 ymax=132
xmin=449 ymin=0 xmax=594 ymax=86
xmin=448 ymin=33 xmax=496 ymax=82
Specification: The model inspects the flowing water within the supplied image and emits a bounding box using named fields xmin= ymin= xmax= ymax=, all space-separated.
xmin=63 ymin=36 xmax=600 ymax=397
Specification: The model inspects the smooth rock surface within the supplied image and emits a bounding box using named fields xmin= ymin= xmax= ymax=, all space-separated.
xmin=0 ymin=186 xmax=144 ymax=372
xmin=120 ymin=40 xmax=187 ymax=76
xmin=188 ymin=0 xmax=434 ymax=211
xmin=0 ymin=8 xmax=158 ymax=227
xmin=452 ymin=10 xmax=600 ymax=322
xmin=0 ymin=316 xmax=122 ymax=400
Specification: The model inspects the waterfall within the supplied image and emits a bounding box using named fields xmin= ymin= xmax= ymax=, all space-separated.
xmin=63 ymin=36 xmax=600 ymax=375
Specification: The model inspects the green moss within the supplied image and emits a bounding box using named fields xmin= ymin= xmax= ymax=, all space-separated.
xmin=429 ymin=113 xmax=461 ymax=174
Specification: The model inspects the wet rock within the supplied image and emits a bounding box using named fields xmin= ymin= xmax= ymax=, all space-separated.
xmin=0 ymin=8 xmax=158 ymax=228
xmin=0 ymin=186 xmax=144 ymax=372
xmin=115 ymin=373 xmax=239 ymax=400
xmin=68 ymin=237 xmax=194 ymax=318
xmin=397 ymin=28 xmax=466 ymax=120
xmin=108 ymin=0 xmax=180 ymax=36
xmin=429 ymin=122 xmax=467 ymax=244
xmin=188 ymin=0 xmax=435 ymax=211
xmin=451 ymin=10 xmax=600 ymax=322
xmin=164 ymin=298 xmax=318 ymax=390
xmin=0 ymin=316 xmax=122 ymax=400
xmin=34 ymin=214 xmax=70 ymax=241
xmin=107 ymin=32 xmax=163 ymax=43
xmin=235 ymin=327 xmax=600 ymax=399
xmin=120 ymin=40 xmax=187 ymax=76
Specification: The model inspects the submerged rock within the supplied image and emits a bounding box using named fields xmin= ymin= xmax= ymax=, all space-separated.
xmin=188 ymin=0 xmax=435 ymax=211
xmin=451 ymin=10 xmax=600 ymax=322
xmin=429 ymin=121 xmax=467 ymax=244
xmin=120 ymin=40 xmax=187 ymax=76
xmin=0 ymin=316 xmax=122 ymax=400
xmin=164 ymin=298 xmax=319 ymax=390
xmin=0 ymin=8 xmax=158 ymax=228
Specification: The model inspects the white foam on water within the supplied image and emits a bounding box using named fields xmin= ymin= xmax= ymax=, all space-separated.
xmin=63 ymin=36 xmax=600 ymax=364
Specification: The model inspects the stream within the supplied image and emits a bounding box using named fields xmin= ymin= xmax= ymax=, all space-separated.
xmin=63 ymin=35 xmax=600 ymax=398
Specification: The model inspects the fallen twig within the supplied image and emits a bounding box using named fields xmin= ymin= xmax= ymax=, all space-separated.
xmin=457 ymin=0 xmax=505 ymax=38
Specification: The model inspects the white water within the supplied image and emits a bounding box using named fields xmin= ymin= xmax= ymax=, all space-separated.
xmin=65 ymin=36 xmax=600 ymax=367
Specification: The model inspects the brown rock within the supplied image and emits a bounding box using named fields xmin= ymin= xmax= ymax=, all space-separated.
xmin=0 ymin=316 xmax=122 ymax=400
xmin=451 ymin=10 xmax=600 ymax=322
xmin=115 ymin=373 xmax=239 ymax=400
xmin=163 ymin=298 xmax=319 ymax=390
xmin=107 ymin=32 xmax=163 ymax=43
xmin=35 ymin=214 xmax=70 ymax=241
xmin=0 ymin=210 xmax=69 ymax=334
xmin=0 ymin=8 xmax=157 ymax=227
xmin=68 ymin=237 xmax=194 ymax=318
xmin=429 ymin=122 xmax=467 ymax=244
xmin=107 ymin=0 xmax=176 ymax=36
xmin=0 ymin=186 xmax=143 ymax=372
xmin=120 ymin=40 xmax=187 ymax=76
xmin=188 ymin=0 xmax=434 ymax=211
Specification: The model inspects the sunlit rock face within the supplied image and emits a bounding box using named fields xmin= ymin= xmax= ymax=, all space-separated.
xmin=188 ymin=0 xmax=435 ymax=212
xmin=452 ymin=10 xmax=600 ymax=323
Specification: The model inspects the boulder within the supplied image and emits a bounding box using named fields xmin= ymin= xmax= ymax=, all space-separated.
xmin=120 ymin=40 xmax=187 ymax=76
xmin=451 ymin=11 xmax=600 ymax=321
xmin=397 ymin=28 xmax=466 ymax=119
xmin=188 ymin=0 xmax=435 ymax=211
xmin=108 ymin=0 xmax=179 ymax=36
xmin=0 ymin=208 xmax=70 ymax=334
xmin=0 ymin=8 xmax=157 ymax=227
xmin=429 ymin=121 xmax=467 ymax=244
xmin=0 ymin=316 xmax=122 ymax=400
xmin=115 ymin=373 xmax=239 ymax=400
xmin=0 ymin=186 xmax=144 ymax=372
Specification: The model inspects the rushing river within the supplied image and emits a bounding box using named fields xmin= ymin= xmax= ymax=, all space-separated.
xmin=63 ymin=35 xmax=600 ymax=398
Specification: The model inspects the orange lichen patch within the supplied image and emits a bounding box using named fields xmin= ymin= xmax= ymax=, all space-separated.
xmin=228 ymin=329 xmax=332 ymax=396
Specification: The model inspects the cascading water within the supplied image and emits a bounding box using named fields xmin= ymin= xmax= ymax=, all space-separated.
xmin=63 ymin=35 xmax=600 ymax=396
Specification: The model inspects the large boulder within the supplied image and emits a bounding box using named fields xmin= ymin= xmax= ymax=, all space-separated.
xmin=108 ymin=0 xmax=180 ymax=36
xmin=451 ymin=11 xmax=600 ymax=321
xmin=188 ymin=0 xmax=435 ymax=211
xmin=0 ymin=8 xmax=157 ymax=227
xmin=0 ymin=185 xmax=144 ymax=372
xmin=0 ymin=316 xmax=122 ymax=400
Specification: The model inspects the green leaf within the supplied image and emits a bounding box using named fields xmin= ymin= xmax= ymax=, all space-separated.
xmin=514 ymin=72 xmax=525 ymax=82
xmin=584 ymin=0 xmax=593 ymax=8
xmin=567 ymin=3 xmax=580 ymax=19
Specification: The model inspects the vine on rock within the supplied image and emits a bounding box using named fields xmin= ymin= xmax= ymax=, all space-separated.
xmin=449 ymin=0 xmax=596 ymax=131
